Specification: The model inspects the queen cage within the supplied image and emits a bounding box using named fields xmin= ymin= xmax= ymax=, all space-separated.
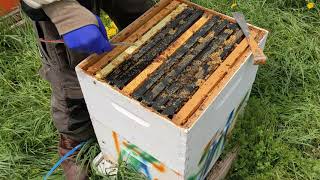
xmin=75 ymin=0 xmax=268 ymax=179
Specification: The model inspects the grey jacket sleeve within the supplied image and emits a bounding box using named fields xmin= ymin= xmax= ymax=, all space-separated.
xmin=23 ymin=0 xmax=98 ymax=35
xmin=23 ymin=0 xmax=61 ymax=9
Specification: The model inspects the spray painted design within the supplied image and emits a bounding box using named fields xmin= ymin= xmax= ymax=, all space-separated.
xmin=110 ymin=91 xmax=250 ymax=180
xmin=112 ymin=131 xmax=169 ymax=180
xmin=187 ymin=110 xmax=235 ymax=180
xmin=188 ymin=91 xmax=250 ymax=180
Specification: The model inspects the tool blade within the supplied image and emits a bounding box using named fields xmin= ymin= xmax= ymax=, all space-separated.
xmin=111 ymin=42 xmax=137 ymax=46
xmin=232 ymin=12 xmax=250 ymax=37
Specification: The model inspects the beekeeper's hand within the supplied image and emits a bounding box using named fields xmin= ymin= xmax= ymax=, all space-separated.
xmin=63 ymin=16 xmax=113 ymax=54
xmin=22 ymin=0 xmax=113 ymax=54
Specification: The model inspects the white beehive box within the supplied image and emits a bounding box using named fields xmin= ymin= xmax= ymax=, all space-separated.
xmin=76 ymin=0 xmax=268 ymax=179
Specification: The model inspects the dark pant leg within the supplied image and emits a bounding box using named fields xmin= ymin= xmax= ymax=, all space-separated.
xmin=100 ymin=0 xmax=155 ymax=30
xmin=35 ymin=21 xmax=94 ymax=142
xmin=33 ymin=0 xmax=154 ymax=142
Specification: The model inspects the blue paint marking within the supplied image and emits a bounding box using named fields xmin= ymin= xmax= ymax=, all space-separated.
xmin=224 ymin=109 xmax=235 ymax=134
xmin=199 ymin=109 xmax=236 ymax=179
xmin=141 ymin=160 xmax=152 ymax=180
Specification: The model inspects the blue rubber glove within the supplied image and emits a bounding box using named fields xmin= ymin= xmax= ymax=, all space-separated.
xmin=62 ymin=16 xmax=113 ymax=54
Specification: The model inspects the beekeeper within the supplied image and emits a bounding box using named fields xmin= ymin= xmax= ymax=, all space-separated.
xmin=21 ymin=0 xmax=154 ymax=179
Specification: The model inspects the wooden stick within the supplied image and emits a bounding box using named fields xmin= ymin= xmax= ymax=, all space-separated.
xmin=95 ymin=4 xmax=188 ymax=79
xmin=122 ymin=13 xmax=213 ymax=95
xmin=86 ymin=0 xmax=180 ymax=74
xmin=172 ymin=31 xmax=258 ymax=126
xmin=247 ymin=35 xmax=267 ymax=65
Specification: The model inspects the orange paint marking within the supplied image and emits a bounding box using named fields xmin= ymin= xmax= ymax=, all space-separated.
xmin=122 ymin=141 xmax=142 ymax=155
xmin=151 ymin=163 xmax=166 ymax=173
xmin=112 ymin=131 xmax=121 ymax=156
xmin=122 ymin=141 xmax=166 ymax=172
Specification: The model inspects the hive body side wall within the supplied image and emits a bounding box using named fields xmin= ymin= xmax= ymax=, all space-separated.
xmin=91 ymin=119 xmax=184 ymax=179
xmin=76 ymin=68 xmax=188 ymax=175
xmin=184 ymin=33 xmax=268 ymax=180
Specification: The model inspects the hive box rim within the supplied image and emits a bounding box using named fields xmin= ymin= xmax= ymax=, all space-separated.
xmin=74 ymin=72 xmax=187 ymax=132
xmin=77 ymin=0 xmax=269 ymax=129
xmin=75 ymin=1 xmax=269 ymax=177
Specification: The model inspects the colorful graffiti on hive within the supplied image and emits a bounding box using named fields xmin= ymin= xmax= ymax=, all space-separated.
xmin=109 ymin=92 xmax=251 ymax=180
xmin=187 ymin=110 xmax=235 ymax=180
xmin=188 ymin=91 xmax=250 ymax=180
xmin=112 ymin=131 xmax=167 ymax=180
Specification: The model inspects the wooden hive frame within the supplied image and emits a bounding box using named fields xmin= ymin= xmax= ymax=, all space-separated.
xmin=78 ymin=0 xmax=267 ymax=128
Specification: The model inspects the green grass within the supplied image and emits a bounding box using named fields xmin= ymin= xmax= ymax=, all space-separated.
xmin=0 ymin=0 xmax=319 ymax=179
